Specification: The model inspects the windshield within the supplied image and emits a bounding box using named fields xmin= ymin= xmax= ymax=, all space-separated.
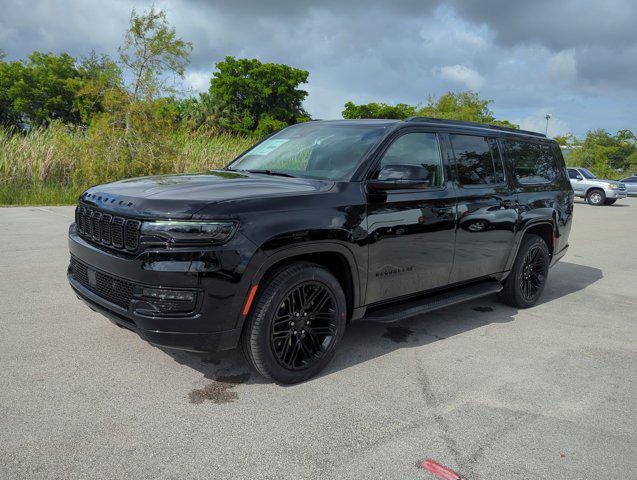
xmin=227 ymin=123 xmax=386 ymax=180
xmin=580 ymin=168 xmax=597 ymax=179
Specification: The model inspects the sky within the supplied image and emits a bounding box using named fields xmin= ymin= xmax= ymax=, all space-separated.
xmin=1 ymin=0 xmax=636 ymax=137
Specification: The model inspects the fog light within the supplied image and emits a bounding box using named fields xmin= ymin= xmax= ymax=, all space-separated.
xmin=141 ymin=287 xmax=195 ymax=302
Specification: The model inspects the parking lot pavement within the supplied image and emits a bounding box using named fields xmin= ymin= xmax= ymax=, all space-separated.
xmin=0 ymin=199 xmax=635 ymax=480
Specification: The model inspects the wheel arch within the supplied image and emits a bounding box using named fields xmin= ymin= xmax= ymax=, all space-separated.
xmin=584 ymin=186 xmax=605 ymax=196
xmin=234 ymin=241 xmax=362 ymax=331
xmin=504 ymin=219 xmax=556 ymax=273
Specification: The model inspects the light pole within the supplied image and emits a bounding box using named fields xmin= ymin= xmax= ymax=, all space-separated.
xmin=545 ymin=113 xmax=552 ymax=136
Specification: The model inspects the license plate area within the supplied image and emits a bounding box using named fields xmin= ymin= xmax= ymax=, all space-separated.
xmin=87 ymin=267 xmax=97 ymax=288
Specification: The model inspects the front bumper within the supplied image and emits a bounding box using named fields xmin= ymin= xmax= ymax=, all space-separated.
xmin=68 ymin=226 xmax=256 ymax=352
xmin=606 ymin=189 xmax=628 ymax=199
xmin=70 ymin=277 xmax=241 ymax=351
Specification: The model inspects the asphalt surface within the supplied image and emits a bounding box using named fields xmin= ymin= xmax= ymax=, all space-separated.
xmin=1 ymin=198 xmax=636 ymax=480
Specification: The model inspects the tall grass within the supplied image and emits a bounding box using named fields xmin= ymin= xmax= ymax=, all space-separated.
xmin=0 ymin=124 xmax=255 ymax=205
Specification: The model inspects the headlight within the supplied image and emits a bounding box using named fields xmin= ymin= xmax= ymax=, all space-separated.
xmin=140 ymin=221 xmax=237 ymax=245
xmin=607 ymin=184 xmax=618 ymax=189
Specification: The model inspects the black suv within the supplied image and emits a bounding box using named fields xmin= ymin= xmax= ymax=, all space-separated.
xmin=68 ymin=118 xmax=573 ymax=383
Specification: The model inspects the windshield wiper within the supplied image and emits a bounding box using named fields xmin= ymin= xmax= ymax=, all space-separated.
xmin=237 ymin=169 xmax=296 ymax=178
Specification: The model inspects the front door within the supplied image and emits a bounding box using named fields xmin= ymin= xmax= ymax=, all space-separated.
xmin=365 ymin=130 xmax=456 ymax=305
xmin=448 ymin=134 xmax=518 ymax=282
xmin=568 ymin=168 xmax=585 ymax=194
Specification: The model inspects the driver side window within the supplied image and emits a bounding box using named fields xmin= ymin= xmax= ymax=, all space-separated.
xmin=377 ymin=132 xmax=443 ymax=187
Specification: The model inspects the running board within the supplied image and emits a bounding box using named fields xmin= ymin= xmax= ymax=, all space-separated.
xmin=364 ymin=280 xmax=503 ymax=323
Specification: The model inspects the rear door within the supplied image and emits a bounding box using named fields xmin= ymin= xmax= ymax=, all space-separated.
xmin=446 ymin=133 xmax=518 ymax=282
xmin=365 ymin=129 xmax=456 ymax=304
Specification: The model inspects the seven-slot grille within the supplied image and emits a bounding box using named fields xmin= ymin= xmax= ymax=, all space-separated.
xmin=75 ymin=204 xmax=141 ymax=252
xmin=70 ymin=257 xmax=135 ymax=309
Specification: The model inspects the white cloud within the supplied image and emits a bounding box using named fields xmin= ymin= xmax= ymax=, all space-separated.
xmin=185 ymin=71 xmax=211 ymax=92
xmin=516 ymin=110 xmax=571 ymax=137
xmin=548 ymin=50 xmax=577 ymax=81
xmin=434 ymin=64 xmax=485 ymax=90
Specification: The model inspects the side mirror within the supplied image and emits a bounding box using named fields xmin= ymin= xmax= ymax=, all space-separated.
xmin=367 ymin=164 xmax=431 ymax=192
xmin=576 ymin=175 xmax=583 ymax=180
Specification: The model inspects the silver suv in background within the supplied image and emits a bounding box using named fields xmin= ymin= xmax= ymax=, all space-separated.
xmin=567 ymin=167 xmax=628 ymax=205
xmin=620 ymin=175 xmax=637 ymax=196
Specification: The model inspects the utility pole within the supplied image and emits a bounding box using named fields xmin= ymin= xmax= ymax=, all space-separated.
xmin=545 ymin=113 xmax=552 ymax=136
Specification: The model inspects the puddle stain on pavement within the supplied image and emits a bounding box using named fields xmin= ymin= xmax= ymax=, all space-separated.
xmin=188 ymin=373 xmax=250 ymax=404
xmin=473 ymin=306 xmax=493 ymax=312
xmin=382 ymin=326 xmax=414 ymax=343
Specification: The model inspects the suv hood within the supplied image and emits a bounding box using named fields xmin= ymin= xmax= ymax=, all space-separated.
xmin=81 ymin=170 xmax=334 ymax=219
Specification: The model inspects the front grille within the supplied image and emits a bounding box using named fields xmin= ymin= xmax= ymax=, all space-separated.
xmin=70 ymin=257 xmax=135 ymax=309
xmin=75 ymin=204 xmax=141 ymax=253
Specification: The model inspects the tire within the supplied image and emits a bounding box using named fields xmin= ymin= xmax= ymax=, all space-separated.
xmin=240 ymin=262 xmax=347 ymax=384
xmin=604 ymin=199 xmax=617 ymax=205
xmin=499 ymin=234 xmax=550 ymax=309
xmin=586 ymin=189 xmax=605 ymax=206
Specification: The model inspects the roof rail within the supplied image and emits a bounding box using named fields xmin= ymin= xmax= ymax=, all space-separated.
xmin=403 ymin=116 xmax=546 ymax=138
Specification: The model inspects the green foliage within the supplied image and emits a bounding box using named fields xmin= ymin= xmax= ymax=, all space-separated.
xmin=255 ymin=115 xmax=289 ymax=137
xmin=554 ymin=133 xmax=579 ymax=146
xmin=75 ymin=51 xmax=124 ymax=123
xmin=341 ymin=91 xmax=518 ymax=128
xmin=0 ymin=123 xmax=254 ymax=205
xmin=342 ymin=101 xmax=417 ymax=119
xmin=566 ymin=129 xmax=636 ymax=178
xmin=0 ymin=52 xmax=86 ymax=127
xmin=209 ymin=56 xmax=309 ymax=134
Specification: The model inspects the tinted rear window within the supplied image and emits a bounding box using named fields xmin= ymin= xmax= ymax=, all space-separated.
xmin=506 ymin=141 xmax=559 ymax=185
xmin=450 ymin=134 xmax=504 ymax=186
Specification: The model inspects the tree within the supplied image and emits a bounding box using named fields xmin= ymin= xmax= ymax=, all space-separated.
xmin=0 ymin=52 xmax=85 ymax=127
xmin=341 ymin=91 xmax=518 ymax=128
xmin=75 ymin=51 xmax=124 ymax=123
xmin=208 ymin=56 xmax=310 ymax=134
xmin=554 ymin=133 xmax=579 ymax=146
xmin=118 ymin=6 xmax=192 ymax=102
xmin=566 ymin=129 xmax=636 ymax=178
xmin=342 ymin=102 xmax=417 ymax=119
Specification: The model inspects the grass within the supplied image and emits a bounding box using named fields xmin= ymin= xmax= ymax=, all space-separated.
xmin=0 ymin=124 xmax=256 ymax=205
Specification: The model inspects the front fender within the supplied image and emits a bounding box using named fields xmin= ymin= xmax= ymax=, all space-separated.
xmin=229 ymin=239 xmax=365 ymax=333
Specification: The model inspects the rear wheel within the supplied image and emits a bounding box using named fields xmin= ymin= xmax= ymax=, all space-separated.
xmin=586 ymin=189 xmax=605 ymax=206
xmin=604 ymin=199 xmax=617 ymax=205
xmin=499 ymin=234 xmax=550 ymax=308
xmin=240 ymin=262 xmax=347 ymax=384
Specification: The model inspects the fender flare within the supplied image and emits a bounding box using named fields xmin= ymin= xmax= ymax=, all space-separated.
xmin=504 ymin=219 xmax=556 ymax=272
xmin=231 ymin=240 xmax=362 ymax=330
xmin=583 ymin=186 xmax=605 ymax=197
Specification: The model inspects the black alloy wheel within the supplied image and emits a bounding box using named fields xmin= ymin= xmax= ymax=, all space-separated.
xmin=241 ymin=262 xmax=346 ymax=384
xmin=518 ymin=244 xmax=549 ymax=303
xmin=499 ymin=234 xmax=550 ymax=308
xmin=271 ymin=281 xmax=338 ymax=370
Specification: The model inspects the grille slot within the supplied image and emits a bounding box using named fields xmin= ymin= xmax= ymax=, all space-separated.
xmin=70 ymin=257 xmax=135 ymax=309
xmin=100 ymin=214 xmax=112 ymax=244
xmin=111 ymin=217 xmax=125 ymax=248
xmin=92 ymin=212 xmax=102 ymax=241
xmin=124 ymin=220 xmax=141 ymax=251
xmin=76 ymin=203 xmax=140 ymax=253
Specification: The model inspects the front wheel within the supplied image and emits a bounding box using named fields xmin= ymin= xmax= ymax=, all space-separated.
xmin=499 ymin=234 xmax=550 ymax=308
xmin=240 ymin=262 xmax=347 ymax=384
xmin=586 ymin=189 xmax=605 ymax=206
